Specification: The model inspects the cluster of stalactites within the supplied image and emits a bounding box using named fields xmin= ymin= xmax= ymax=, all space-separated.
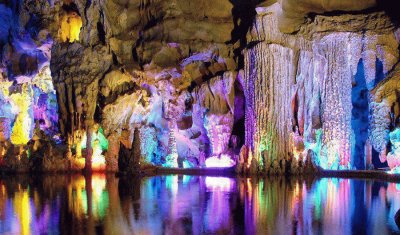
xmin=242 ymin=4 xmax=399 ymax=173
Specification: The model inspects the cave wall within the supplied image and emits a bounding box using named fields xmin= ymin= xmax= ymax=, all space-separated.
xmin=243 ymin=4 xmax=400 ymax=173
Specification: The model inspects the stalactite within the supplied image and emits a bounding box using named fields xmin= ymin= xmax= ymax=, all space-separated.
xmin=244 ymin=3 xmax=399 ymax=173
xmin=164 ymin=127 xmax=178 ymax=168
xmin=244 ymin=43 xmax=295 ymax=173
xmin=139 ymin=126 xmax=157 ymax=162
xmin=316 ymin=33 xmax=360 ymax=170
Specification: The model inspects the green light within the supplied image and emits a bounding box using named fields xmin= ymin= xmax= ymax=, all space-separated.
xmin=93 ymin=127 xmax=109 ymax=151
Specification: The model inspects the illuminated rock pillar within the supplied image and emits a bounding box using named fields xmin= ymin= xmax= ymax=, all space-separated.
xmin=244 ymin=43 xmax=295 ymax=172
xmin=85 ymin=120 xmax=94 ymax=173
xmin=244 ymin=4 xmax=399 ymax=172
xmin=164 ymin=126 xmax=178 ymax=168
xmin=315 ymin=34 xmax=354 ymax=170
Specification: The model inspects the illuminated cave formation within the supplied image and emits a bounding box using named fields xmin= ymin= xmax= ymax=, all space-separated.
xmin=243 ymin=4 xmax=400 ymax=173
xmin=9 ymin=86 xmax=33 ymax=146
xmin=68 ymin=124 xmax=109 ymax=171
xmin=58 ymin=4 xmax=82 ymax=43
xmin=0 ymin=0 xmax=400 ymax=174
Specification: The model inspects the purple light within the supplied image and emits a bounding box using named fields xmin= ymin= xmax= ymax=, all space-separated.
xmin=205 ymin=177 xmax=235 ymax=192
xmin=205 ymin=154 xmax=235 ymax=168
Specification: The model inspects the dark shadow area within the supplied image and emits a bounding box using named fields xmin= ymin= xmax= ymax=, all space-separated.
xmin=97 ymin=21 xmax=106 ymax=45
xmin=231 ymin=79 xmax=245 ymax=153
xmin=228 ymin=0 xmax=262 ymax=70
xmin=25 ymin=14 xmax=41 ymax=38
xmin=351 ymin=180 xmax=367 ymax=234
xmin=118 ymin=176 xmax=141 ymax=219
xmin=351 ymin=59 xmax=369 ymax=170
xmin=376 ymin=0 xmax=400 ymax=26
xmin=395 ymin=209 xmax=400 ymax=229
xmin=61 ymin=2 xmax=80 ymax=15
xmin=372 ymin=147 xmax=389 ymax=169
xmin=374 ymin=58 xmax=385 ymax=87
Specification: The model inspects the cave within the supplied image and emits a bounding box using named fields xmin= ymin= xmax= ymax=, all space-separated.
xmin=0 ymin=0 xmax=400 ymax=234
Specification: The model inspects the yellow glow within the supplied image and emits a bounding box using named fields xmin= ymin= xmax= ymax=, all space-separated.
xmin=92 ymin=175 xmax=106 ymax=198
xmin=0 ymin=80 xmax=12 ymax=98
xmin=68 ymin=176 xmax=86 ymax=218
xmin=59 ymin=12 xmax=82 ymax=43
xmin=67 ymin=175 xmax=107 ymax=219
xmin=72 ymin=129 xmax=106 ymax=171
xmin=10 ymin=92 xmax=32 ymax=145
xmin=13 ymin=190 xmax=31 ymax=235
xmin=10 ymin=113 xmax=31 ymax=145
xmin=91 ymin=175 xmax=107 ymax=217
xmin=74 ymin=129 xmax=86 ymax=158
xmin=92 ymin=139 xmax=106 ymax=171
xmin=74 ymin=157 xmax=86 ymax=169
xmin=247 ymin=149 xmax=253 ymax=169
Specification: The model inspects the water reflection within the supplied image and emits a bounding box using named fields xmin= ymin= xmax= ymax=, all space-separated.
xmin=0 ymin=174 xmax=399 ymax=234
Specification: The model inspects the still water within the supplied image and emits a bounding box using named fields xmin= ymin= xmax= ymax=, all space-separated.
xmin=0 ymin=174 xmax=399 ymax=235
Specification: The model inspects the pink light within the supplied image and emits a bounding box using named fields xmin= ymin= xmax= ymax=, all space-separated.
xmin=205 ymin=154 xmax=235 ymax=168
xmin=205 ymin=177 xmax=235 ymax=191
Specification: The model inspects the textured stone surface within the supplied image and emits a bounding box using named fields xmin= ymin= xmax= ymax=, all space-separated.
xmin=244 ymin=3 xmax=399 ymax=172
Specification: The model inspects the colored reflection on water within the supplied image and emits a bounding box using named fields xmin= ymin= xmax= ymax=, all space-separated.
xmin=0 ymin=175 xmax=399 ymax=234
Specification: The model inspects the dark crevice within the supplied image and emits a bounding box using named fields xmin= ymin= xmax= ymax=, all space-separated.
xmin=62 ymin=2 xmax=80 ymax=16
xmin=227 ymin=0 xmax=261 ymax=71
xmin=187 ymin=81 xmax=197 ymax=93
xmin=372 ymin=147 xmax=388 ymax=169
xmin=97 ymin=21 xmax=106 ymax=45
xmin=351 ymin=59 xmax=368 ymax=170
xmin=231 ymin=79 xmax=245 ymax=153
xmin=374 ymin=58 xmax=385 ymax=87
xmin=308 ymin=8 xmax=379 ymax=20
xmin=142 ymin=15 xmax=161 ymax=31
xmin=111 ymin=51 xmax=120 ymax=66
xmin=84 ymin=0 xmax=92 ymax=23
xmin=132 ymin=43 xmax=142 ymax=69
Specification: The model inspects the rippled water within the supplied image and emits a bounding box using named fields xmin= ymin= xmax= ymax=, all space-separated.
xmin=0 ymin=174 xmax=399 ymax=235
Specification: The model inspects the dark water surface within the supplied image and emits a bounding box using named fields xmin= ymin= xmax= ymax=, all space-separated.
xmin=0 ymin=174 xmax=399 ymax=235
